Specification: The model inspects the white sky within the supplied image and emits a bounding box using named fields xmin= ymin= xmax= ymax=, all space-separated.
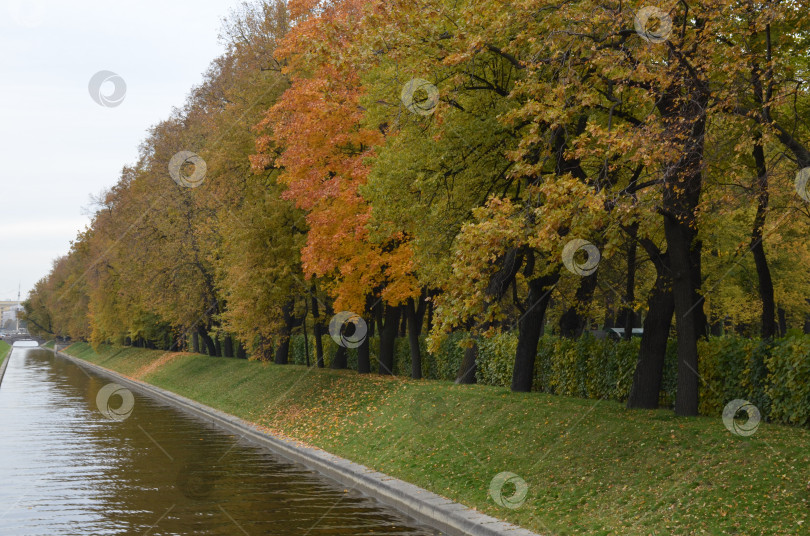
xmin=0 ymin=0 xmax=244 ymax=300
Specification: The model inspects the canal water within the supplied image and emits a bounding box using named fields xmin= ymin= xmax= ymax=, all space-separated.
xmin=0 ymin=348 xmax=442 ymax=535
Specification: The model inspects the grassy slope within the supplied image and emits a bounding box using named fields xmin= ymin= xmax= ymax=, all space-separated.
xmin=0 ymin=340 xmax=10 ymax=364
xmin=65 ymin=343 xmax=809 ymax=535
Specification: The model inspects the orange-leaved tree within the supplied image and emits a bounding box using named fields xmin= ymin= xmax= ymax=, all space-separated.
xmin=252 ymin=0 xmax=419 ymax=374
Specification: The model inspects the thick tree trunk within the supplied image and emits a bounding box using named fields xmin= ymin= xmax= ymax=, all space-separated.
xmin=710 ymin=315 xmax=724 ymax=336
xmin=751 ymin=138 xmax=776 ymax=339
xmin=457 ymin=343 xmax=478 ymax=384
xmin=223 ymin=335 xmax=234 ymax=358
xmin=274 ymin=300 xmax=295 ymax=365
xmin=426 ymin=294 xmax=435 ymax=334
xmin=236 ymin=341 xmax=247 ymax=359
xmin=658 ymin=80 xmax=708 ymax=417
xmin=378 ymin=303 xmax=401 ymax=375
xmin=399 ymin=308 xmax=407 ymax=338
xmin=458 ymin=248 xmax=525 ymax=385
xmin=512 ymin=273 xmax=557 ymax=392
xmin=198 ymin=326 xmax=217 ymax=356
xmin=603 ymin=307 xmax=616 ymax=329
xmin=331 ymin=346 xmax=347 ymax=369
xmin=666 ymin=220 xmax=702 ymax=417
xmin=406 ymin=292 xmax=428 ymax=380
xmin=690 ymin=240 xmax=709 ymax=340
xmin=627 ymin=252 xmax=674 ymax=409
xmin=274 ymin=337 xmax=290 ymax=365
xmin=559 ymin=270 xmax=599 ymax=338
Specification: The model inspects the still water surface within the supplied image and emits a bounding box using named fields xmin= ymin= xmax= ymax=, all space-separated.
xmin=0 ymin=348 xmax=442 ymax=535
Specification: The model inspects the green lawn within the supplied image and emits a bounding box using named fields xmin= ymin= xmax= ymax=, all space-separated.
xmin=0 ymin=340 xmax=10 ymax=365
xmin=65 ymin=342 xmax=810 ymax=535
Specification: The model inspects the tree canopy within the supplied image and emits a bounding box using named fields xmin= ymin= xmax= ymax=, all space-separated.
xmin=24 ymin=0 xmax=810 ymax=416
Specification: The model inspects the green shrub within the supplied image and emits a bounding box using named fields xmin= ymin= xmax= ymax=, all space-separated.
xmin=393 ymin=337 xmax=411 ymax=376
xmin=582 ymin=336 xmax=638 ymax=401
xmin=289 ymin=334 xmax=309 ymax=366
xmin=529 ymin=335 xmax=638 ymax=400
xmin=475 ymin=332 xmax=518 ymax=387
xmin=765 ymin=336 xmax=810 ymax=426
xmin=612 ymin=338 xmax=640 ymax=401
xmin=548 ymin=337 xmax=579 ymax=396
xmin=420 ymin=336 xmax=442 ymax=380
xmin=286 ymin=328 xmax=810 ymax=428
xmin=394 ymin=337 xmax=432 ymax=378
xmin=289 ymin=333 xmax=338 ymax=367
xmin=696 ymin=337 xmax=771 ymax=418
xmin=432 ymin=332 xmax=467 ymax=382
xmin=744 ymin=340 xmax=772 ymax=419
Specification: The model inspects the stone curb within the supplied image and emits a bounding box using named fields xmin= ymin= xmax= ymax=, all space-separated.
xmin=53 ymin=349 xmax=542 ymax=536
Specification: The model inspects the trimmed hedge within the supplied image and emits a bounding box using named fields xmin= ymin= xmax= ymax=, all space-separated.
xmin=696 ymin=337 xmax=772 ymax=418
xmin=477 ymin=334 xmax=638 ymax=401
xmin=765 ymin=337 xmax=810 ymax=426
xmin=289 ymin=330 xmax=810 ymax=427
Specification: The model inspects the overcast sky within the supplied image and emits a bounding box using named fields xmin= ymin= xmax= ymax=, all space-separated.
xmin=0 ymin=0 xmax=244 ymax=301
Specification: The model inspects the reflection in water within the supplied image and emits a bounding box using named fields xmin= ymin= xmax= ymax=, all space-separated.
xmin=0 ymin=349 xmax=442 ymax=535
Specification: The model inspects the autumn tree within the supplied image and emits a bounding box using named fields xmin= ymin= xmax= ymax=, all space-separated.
xmin=253 ymin=0 xmax=420 ymax=374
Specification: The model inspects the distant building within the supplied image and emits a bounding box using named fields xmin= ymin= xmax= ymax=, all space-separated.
xmin=0 ymin=301 xmax=24 ymax=331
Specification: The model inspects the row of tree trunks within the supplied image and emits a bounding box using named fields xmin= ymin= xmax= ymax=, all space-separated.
xmin=264 ymin=288 xmax=430 ymax=377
